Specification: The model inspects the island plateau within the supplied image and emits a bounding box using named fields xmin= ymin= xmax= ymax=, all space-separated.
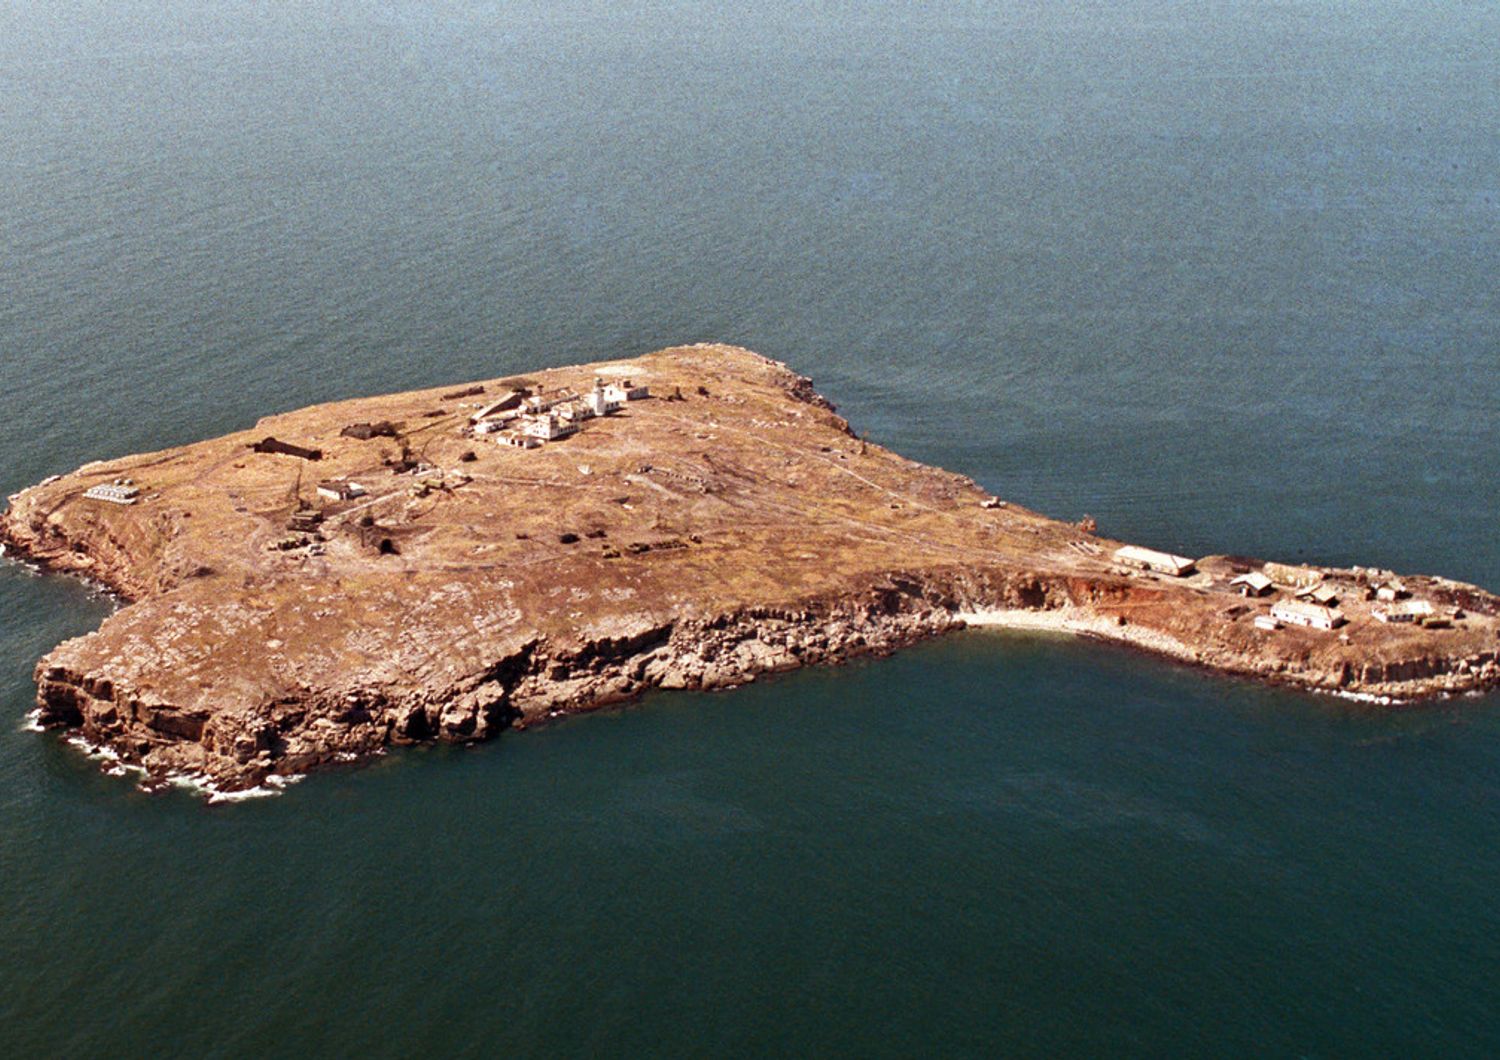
xmin=4 ymin=344 xmax=1498 ymax=795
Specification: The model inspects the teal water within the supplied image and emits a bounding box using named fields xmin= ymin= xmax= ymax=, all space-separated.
xmin=3 ymin=1 xmax=1498 ymax=1054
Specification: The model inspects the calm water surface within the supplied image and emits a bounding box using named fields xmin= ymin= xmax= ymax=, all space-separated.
xmin=3 ymin=1 xmax=1498 ymax=1055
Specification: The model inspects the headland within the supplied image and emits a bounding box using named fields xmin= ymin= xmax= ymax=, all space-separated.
xmin=4 ymin=344 xmax=1498 ymax=795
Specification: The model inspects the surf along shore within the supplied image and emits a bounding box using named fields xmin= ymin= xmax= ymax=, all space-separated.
xmin=5 ymin=344 xmax=1499 ymax=795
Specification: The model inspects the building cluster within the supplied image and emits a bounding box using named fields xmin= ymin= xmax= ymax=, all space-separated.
xmin=469 ymin=377 xmax=649 ymax=450
xmin=1234 ymin=564 xmax=1457 ymax=633
xmin=1109 ymin=544 xmax=1459 ymax=635
xmin=1234 ymin=566 xmax=1350 ymax=630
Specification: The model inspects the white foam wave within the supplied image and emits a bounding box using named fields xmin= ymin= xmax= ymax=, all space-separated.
xmin=161 ymin=767 xmax=300 ymax=804
xmin=206 ymin=784 xmax=281 ymax=804
xmin=51 ymin=732 xmax=291 ymax=802
xmin=62 ymin=732 xmax=149 ymax=779
xmin=1323 ymin=688 xmax=1403 ymax=706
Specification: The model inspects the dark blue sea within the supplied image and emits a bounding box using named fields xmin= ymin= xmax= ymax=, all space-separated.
xmin=3 ymin=1 xmax=1498 ymax=1054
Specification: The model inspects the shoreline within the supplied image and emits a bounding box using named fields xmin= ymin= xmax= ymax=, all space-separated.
xmin=956 ymin=607 xmax=1418 ymax=706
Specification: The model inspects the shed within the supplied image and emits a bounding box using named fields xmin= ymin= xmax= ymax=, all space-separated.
xmin=1297 ymin=583 xmax=1341 ymax=606
xmin=1230 ymin=572 xmax=1273 ymax=597
xmin=316 ymin=481 xmax=366 ymax=502
xmin=1114 ymin=545 xmax=1197 ymax=577
xmin=288 ymin=508 xmax=324 ymax=532
xmin=1373 ymin=600 xmax=1434 ymax=624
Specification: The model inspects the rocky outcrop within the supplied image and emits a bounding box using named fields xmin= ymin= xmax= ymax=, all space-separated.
xmin=27 ymin=587 xmax=970 ymax=792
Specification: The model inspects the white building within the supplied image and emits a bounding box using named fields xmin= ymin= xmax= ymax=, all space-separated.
xmin=603 ymin=378 xmax=649 ymax=403
xmin=1271 ymin=600 xmax=1346 ymax=630
xmin=1253 ymin=614 xmax=1281 ymax=631
xmin=83 ymin=483 xmax=140 ymax=505
xmin=1114 ymin=545 xmax=1196 ymax=577
xmin=557 ymin=400 xmax=594 ymax=424
xmin=498 ymin=431 xmax=540 ymax=449
xmin=521 ymin=414 xmax=578 ymax=442
xmin=316 ymin=481 xmax=366 ymax=501
xmin=584 ymin=385 xmax=621 ymax=418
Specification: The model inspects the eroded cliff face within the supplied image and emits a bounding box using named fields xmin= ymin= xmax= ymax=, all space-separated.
xmin=30 ymin=593 xmax=961 ymax=791
xmin=4 ymin=344 xmax=1499 ymax=795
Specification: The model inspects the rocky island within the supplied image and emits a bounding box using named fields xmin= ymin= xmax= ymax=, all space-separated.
xmin=4 ymin=344 xmax=1499 ymax=796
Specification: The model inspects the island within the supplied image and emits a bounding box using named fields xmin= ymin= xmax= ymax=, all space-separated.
xmin=4 ymin=344 xmax=1498 ymax=796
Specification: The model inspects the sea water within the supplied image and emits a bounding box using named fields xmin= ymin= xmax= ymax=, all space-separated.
xmin=3 ymin=1 xmax=1499 ymax=1054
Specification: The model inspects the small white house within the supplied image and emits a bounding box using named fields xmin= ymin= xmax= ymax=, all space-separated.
xmin=1271 ymin=600 xmax=1346 ymax=630
xmin=1231 ymin=572 xmax=1274 ymax=597
xmin=1253 ymin=614 xmax=1281 ymax=631
xmin=1114 ymin=545 xmax=1196 ymax=577
xmin=497 ymin=430 xmax=540 ymax=449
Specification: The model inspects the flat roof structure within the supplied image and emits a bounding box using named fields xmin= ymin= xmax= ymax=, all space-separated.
xmin=83 ymin=483 xmax=140 ymax=505
xmin=1114 ymin=545 xmax=1196 ymax=577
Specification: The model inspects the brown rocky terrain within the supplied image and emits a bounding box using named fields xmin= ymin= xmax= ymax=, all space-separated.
xmin=4 ymin=343 xmax=1498 ymax=795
